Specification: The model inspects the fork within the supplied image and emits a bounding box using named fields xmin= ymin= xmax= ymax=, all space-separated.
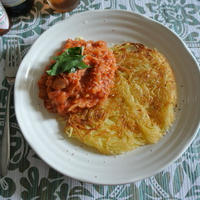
xmin=0 ymin=39 xmax=21 ymax=177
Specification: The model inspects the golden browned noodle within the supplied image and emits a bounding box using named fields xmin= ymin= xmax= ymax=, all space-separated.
xmin=65 ymin=43 xmax=177 ymax=155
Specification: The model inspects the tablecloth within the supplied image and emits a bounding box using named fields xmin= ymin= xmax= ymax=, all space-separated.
xmin=0 ymin=0 xmax=200 ymax=199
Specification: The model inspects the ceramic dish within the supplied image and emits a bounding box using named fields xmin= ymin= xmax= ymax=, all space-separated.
xmin=15 ymin=10 xmax=200 ymax=185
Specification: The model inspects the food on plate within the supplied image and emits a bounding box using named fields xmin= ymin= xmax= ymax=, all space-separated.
xmin=64 ymin=42 xmax=177 ymax=154
xmin=38 ymin=40 xmax=177 ymax=155
xmin=38 ymin=39 xmax=117 ymax=115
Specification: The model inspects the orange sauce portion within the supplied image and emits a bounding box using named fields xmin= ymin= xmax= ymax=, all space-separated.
xmin=38 ymin=39 xmax=117 ymax=116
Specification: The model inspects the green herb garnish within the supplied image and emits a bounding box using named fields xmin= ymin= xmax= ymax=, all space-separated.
xmin=46 ymin=46 xmax=90 ymax=76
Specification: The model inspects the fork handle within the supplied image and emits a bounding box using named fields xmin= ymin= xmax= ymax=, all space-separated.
xmin=0 ymin=85 xmax=12 ymax=177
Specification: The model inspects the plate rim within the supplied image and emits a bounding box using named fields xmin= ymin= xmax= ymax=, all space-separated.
xmin=14 ymin=9 xmax=200 ymax=185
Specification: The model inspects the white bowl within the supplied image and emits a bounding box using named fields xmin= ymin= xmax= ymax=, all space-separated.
xmin=15 ymin=10 xmax=200 ymax=185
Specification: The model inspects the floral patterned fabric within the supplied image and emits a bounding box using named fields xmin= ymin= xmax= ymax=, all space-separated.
xmin=0 ymin=0 xmax=200 ymax=199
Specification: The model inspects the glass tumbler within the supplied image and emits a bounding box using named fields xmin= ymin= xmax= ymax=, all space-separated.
xmin=47 ymin=0 xmax=80 ymax=12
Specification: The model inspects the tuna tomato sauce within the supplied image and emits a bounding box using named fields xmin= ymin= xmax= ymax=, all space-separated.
xmin=38 ymin=39 xmax=117 ymax=116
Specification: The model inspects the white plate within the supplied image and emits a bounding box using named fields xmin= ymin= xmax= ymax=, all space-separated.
xmin=15 ymin=10 xmax=200 ymax=185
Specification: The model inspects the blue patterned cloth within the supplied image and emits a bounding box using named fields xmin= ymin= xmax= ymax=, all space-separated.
xmin=0 ymin=0 xmax=200 ymax=199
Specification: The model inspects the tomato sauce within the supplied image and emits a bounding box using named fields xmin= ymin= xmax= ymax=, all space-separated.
xmin=38 ymin=39 xmax=117 ymax=116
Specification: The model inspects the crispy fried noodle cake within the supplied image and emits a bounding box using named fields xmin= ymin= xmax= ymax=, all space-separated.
xmin=64 ymin=42 xmax=177 ymax=155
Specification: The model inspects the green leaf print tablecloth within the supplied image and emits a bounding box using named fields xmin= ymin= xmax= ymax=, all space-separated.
xmin=0 ymin=0 xmax=200 ymax=199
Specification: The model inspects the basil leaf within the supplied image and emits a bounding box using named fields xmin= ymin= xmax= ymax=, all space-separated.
xmin=77 ymin=61 xmax=91 ymax=69
xmin=46 ymin=62 xmax=60 ymax=76
xmin=46 ymin=47 xmax=90 ymax=76
xmin=65 ymin=46 xmax=83 ymax=55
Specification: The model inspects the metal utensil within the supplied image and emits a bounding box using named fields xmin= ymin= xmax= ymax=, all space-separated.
xmin=0 ymin=39 xmax=21 ymax=176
